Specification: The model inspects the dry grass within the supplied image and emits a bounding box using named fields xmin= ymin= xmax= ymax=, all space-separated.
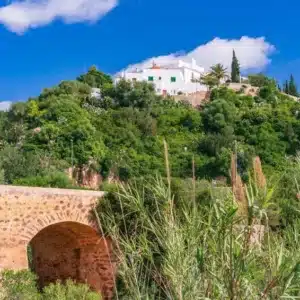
xmin=231 ymin=153 xmax=248 ymax=218
xmin=253 ymin=156 xmax=267 ymax=189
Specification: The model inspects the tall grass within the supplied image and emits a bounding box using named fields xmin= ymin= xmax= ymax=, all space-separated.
xmin=97 ymin=162 xmax=300 ymax=299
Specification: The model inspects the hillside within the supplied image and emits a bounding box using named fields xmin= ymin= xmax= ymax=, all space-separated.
xmin=0 ymin=67 xmax=300 ymax=188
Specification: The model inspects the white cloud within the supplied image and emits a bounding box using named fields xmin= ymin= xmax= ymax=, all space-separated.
xmin=123 ymin=36 xmax=275 ymax=73
xmin=0 ymin=101 xmax=12 ymax=111
xmin=0 ymin=0 xmax=118 ymax=34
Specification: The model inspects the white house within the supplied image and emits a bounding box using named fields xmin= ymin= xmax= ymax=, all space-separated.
xmin=114 ymin=59 xmax=208 ymax=96
xmin=91 ymin=87 xmax=101 ymax=99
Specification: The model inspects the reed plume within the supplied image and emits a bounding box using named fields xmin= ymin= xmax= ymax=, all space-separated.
xmin=253 ymin=156 xmax=266 ymax=189
xmin=231 ymin=153 xmax=248 ymax=218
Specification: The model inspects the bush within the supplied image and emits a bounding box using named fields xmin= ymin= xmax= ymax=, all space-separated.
xmin=0 ymin=270 xmax=40 ymax=300
xmin=248 ymin=73 xmax=276 ymax=88
xmin=0 ymin=271 xmax=101 ymax=300
xmin=43 ymin=280 xmax=101 ymax=300
xmin=13 ymin=171 xmax=72 ymax=188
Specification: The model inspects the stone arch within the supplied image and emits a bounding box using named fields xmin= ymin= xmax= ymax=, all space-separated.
xmin=19 ymin=205 xmax=98 ymax=245
xmin=0 ymin=185 xmax=115 ymax=299
xmin=29 ymin=221 xmax=115 ymax=299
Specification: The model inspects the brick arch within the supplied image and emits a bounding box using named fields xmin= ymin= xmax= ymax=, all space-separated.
xmin=29 ymin=221 xmax=115 ymax=298
xmin=0 ymin=185 xmax=116 ymax=299
xmin=19 ymin=206 xmax=98 ymax=245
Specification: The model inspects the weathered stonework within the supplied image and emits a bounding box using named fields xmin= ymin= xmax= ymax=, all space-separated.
xmin=0 ymin=185 xmax=115 ymax=299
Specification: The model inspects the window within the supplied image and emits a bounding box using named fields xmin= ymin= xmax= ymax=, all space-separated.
xmin=159 ymin=76 xmax=162 ymax=80
xmin=132 ymin=78 xmax=137 ymax=82
xmin=191 ymin=73 xmax=195 ymax=82
xmin=148 ymin=76 xmax=154 ymax=81
xmin=171 ymin=76 xmax=176 ymax=82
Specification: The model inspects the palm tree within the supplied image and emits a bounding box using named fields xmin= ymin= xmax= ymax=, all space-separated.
xmin=199 ymin=73 xmax=219 ymax=90
xmin=210 ymin=63 xmax=228 ymax=85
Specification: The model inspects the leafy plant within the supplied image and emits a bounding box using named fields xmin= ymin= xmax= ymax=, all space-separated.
xmin=0 ymin=271 xmax=101 ymax=300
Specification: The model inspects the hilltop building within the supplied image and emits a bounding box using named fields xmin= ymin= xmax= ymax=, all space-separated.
xmin=91 ymin=87 xmax=101 ymax=99
xmin=115 ymin=59 xmax=208 ymax=96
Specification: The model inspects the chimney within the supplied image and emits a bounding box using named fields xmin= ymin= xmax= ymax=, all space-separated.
xmin=192 ymin=58 xmax=196 ymax=68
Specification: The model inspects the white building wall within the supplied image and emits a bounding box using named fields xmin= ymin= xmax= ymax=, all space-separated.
xmin=115 ymin=62 xmax=207 ymax=96
xmin=91 ymin=88 xmax=101 ymax=99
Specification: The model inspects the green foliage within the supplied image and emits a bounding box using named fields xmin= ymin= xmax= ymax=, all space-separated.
xmin=248 ymin=73 xmax=277 ymax=88
xmin=283 ymin=79 xmax=289 ymax=94
xmin=77 ymin=65 xmax=112 ymax=90
xmin=39 ymin=81 xmax=91 ymax=103
xmin=1 ymin=68 xmax=300 ymax=186
xmin=0 ymin=145 xmax=41 ymax=183
xmin=97 ymin=176 xmax=300 ymax=299
xmin=288 ymin=74 xmax=298 ymax=97
xmin=111 ymin=79 xmax=158 ymax=109
xmin=13 ymin=171 xmax=72 ymax=188
xmin=0 ymin=271 xmax=101 ymax=300
xmin=42 ymin=280 xmax=101 ymax=300
xmin=198 ymin=73 xmax=219 ymax=89
xmin=0 ymin=270 xmax=40 ymax=300
xmin=209 ymin=63 xmax=228 ymax=84
xmin=231 ymin=50 xmax=240 ymax=83
xmin=202 ymin=98 xmax=237 ymax=132
xmin=195 ymin=64 xmax=228 ymax=89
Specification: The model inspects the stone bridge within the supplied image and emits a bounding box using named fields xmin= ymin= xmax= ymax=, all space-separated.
xmin=0 ymin=185 xmax=116 ymax=299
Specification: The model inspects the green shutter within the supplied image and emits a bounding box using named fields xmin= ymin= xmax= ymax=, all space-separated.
xmin=148 ymin=76 xmax=154 ymax=81
xmin=171 ymin=76 xmax=176 ymax=82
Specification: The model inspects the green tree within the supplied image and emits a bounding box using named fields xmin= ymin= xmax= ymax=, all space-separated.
xmin=288 ymin=74 xmax=298 ymax=96
xmin=248 ymin=73 xmax=276 ymax=88
xmin=77 ymin=65 xmax=113 ymax=91
xmin=0 ymin=145 xmax=42 ymax=183
xmin=277 ymin=83 xmax=281 ymax=92
xmin=201 ymin=98 xmax=237 ymax=132
xmin=283 ymin=80 xmax=289 ymax=94
xmin=198 ymin=73 xmax=219 ymax=90
xmin=210 ymin=63 xmax=228 ymax=85
xmin=112 ymin=79 xmax=158 ymax=109
xmin=231 ymin=50 xmax=240 ymax=83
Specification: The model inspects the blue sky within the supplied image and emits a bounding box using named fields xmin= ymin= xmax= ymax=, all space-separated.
xmin=0 ymin=0 xmax=299 ymax=105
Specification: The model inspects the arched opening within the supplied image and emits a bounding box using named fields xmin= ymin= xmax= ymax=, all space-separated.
xmin=28 ymin=222 xmax=115 ymax=298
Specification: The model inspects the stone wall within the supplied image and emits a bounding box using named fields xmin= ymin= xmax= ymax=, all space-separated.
xmin=0 ymin=185 xmax=115 ymax=299
xmin=174 ymin=91 xmax=210 ymax=107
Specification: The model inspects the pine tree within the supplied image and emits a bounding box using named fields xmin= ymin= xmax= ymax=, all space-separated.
xmin=277 ymin=83 xmax=281 ymax=92
xmin=231 ymin=50 xmax=240 ymax=83
xmin=288 ymin=74 xmax=298 ymax=96
xmin=283 ymin=80 xmax=289 ymax=94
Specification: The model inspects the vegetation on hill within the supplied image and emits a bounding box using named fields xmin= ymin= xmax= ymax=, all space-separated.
xmin=283 ymin=74 xmax=299 ymax=97
xmin=0 ymin=66 xmax=300 ymax=188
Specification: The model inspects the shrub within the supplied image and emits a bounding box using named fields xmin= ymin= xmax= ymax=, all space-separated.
xmin=0 ymin=271 xmax=101 ymax=300
xmin=43 ymin=280 xmax=101 ymax=300
xmin=13 ymin=171 xmax=72 ymax=188
xmin=0 ymin=270 xmax=40 ymax=300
